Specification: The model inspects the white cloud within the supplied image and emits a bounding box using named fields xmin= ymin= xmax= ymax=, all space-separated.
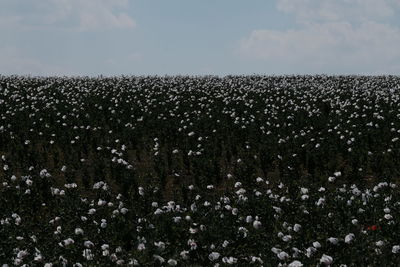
xmin=239 ymin=0 xmax=400 ymax=74
xmin=0 ymin=15 xmax=22 ymax=29
xmin=277 ymin=0 xmax=396 ymax=23
xmin=0 ymin=0 xmax=136 ymax=31
xmin=0 ymin=46 xmax=76 ymax=76
xmin=55 ymin=0 xmax=136 ymax=31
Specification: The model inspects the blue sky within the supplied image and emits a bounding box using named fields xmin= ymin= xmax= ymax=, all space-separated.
xmin=1 ymin=0 xmax=400 ymax=76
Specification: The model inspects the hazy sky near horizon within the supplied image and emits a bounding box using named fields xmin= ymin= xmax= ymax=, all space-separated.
xmin=1 ymin=0 xmax=400 ymax=76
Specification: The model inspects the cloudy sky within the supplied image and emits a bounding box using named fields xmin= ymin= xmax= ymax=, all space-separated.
xmin=1 ymin=0 xmax=400 ymax=76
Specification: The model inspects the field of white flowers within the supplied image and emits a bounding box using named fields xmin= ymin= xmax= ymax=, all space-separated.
xmin=0 ymin=75 xmax=400 ymax=266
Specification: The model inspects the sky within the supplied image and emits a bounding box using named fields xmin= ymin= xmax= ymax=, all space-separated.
xmin=1 ymin=0 xmax=400 ymax=76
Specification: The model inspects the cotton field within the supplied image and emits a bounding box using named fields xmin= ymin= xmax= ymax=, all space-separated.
xmin=0 ymin=75 xmax=400 ymax=266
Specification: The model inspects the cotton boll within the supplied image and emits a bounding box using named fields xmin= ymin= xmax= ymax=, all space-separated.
xmin=277 ymin=251 xmax=289 ymax=260
xmin=313 ymin=241 xmax=321 ymax=248
xmin=253 ymin=220 xmax=262 ymax=229
xmin=392 ymin=245 xmax=400 ymax=254
xmin=246 ymin=215 xmax=253 ymax=223
xmin=208 ymin=252 xmax=220 ymax=261
xmin=384 ymin=214 xmax=393 ymax=220
xmin=288 ymin=260 xmax=303 ymax=267
xmin=282 ymin=235 xmax=292 ymax=242
xmin=293 ymin=224 xmax=301 ymax=232
xmin=327 ymin=237 xmax=339 ymax=245
xmin=167 ymin=259 xmax=178 ymax=266
xmin=334 ymin=171 xmax=342 ymax=177
xmin=75 ymin=228 xmax=84 ymax=235
xmin=344 ymin=233 xmax=355 ymax=244
xmin=320 ymin=254 xmax=333 ymax=265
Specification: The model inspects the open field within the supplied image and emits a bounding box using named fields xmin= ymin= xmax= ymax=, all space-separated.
xmin=1 ymin=75 xmax=400 ymax=266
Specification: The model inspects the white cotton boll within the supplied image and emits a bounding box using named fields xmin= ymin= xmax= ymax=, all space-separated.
xmin=288 ymin=260 xmax=303 ymax=267
xmin=316 ymin=197 xmax=325 ymax=206
xmin=63 ymin=238 xmax=75 ymax=246
xmin=313 ymin=241 xmax=321 ymax=248
xmin=292 ymin=247 xmax=301 ymax=258
xmin=222 ymin=257 xmax=237 ymax=264
xmin=173 ymin=216 xmax=181 ymax=223
xmin=167 ymin=259 xmax=178 ymax=266
xmin=392 ymin=245 xmax=400 ymax=254
xmin=154 ymin=241 xmax=166 ymax=251
xmin=138 ymin=187 xmax=145 ymax=196
xmin=236 ymin=188 xmax=246 ymax=195
xmin=250 ymin=256 xmax=264 ymax=264
xmin=180 ymin=250 xmax=189 ymax=260
xmin=222 ymin=240 xmax=229 ymax=248
xmin=306 ymin=247 xmax=316 ymax=258
xmin=98 ymin=199 xmax=107 ymax=206
xmin=120 ymin=208 xmax=128 ymax=214
xmin=277 ymin=251 xmax=289 ymax=260
xmin=208 ymin=252 xmax=220 ymax=261
xmin=256 ymin=177 xmax=263 ymax=183
xmin=328 ymin=176 xmax=336 ymax=182
xmin=246 ymin=216 xmax=253 ymax=223
xmin=384 ymin=214 xmax=393 ymax=220
xmin=82 ymin=249 xmax=94 ymax=260
xmin=327 ymin=237 xmax=339 ymax=245
xmin=34 ymin=253 xmax=43 ymax=262
xmin=232 ymin=208 xmax=238 ymax=215
xmin=320 ymin=254 xmax=333 ymax=265
xmin=282 ymin=235 xmax=292 ymax=242
xmin=75 ymin=228 xmax=84 ymax=235
xmin=253 ymin=220 xmax=262 ymax=229
xmin=25 ymin=179 xmax=33 ymax=186
xmin=137 ymin=243 xmax=146 ymax=251
xmin=154 ymin=209 xmax=163 ymax=215
xmin=334 ymin=171 xmax=342 ymax=177
xmin=351 ymin=219 xmax=358 ymax=225
xmin=384 ymin=208 xmax=391 ymax=213
xmin=300 ymin=187 xmax=308 ymax=194
xmin=84 ymin=240 xmax=94 ymax=248
xmin=344 ymin=233 xmax=355 ymax=244
xmin=293 ymin=224 xmax=301 ymax=232
xmin=88 ymin=209 xmax=96 ymax=215
xmin=376 ymin=241 xmax=384 ymax=247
